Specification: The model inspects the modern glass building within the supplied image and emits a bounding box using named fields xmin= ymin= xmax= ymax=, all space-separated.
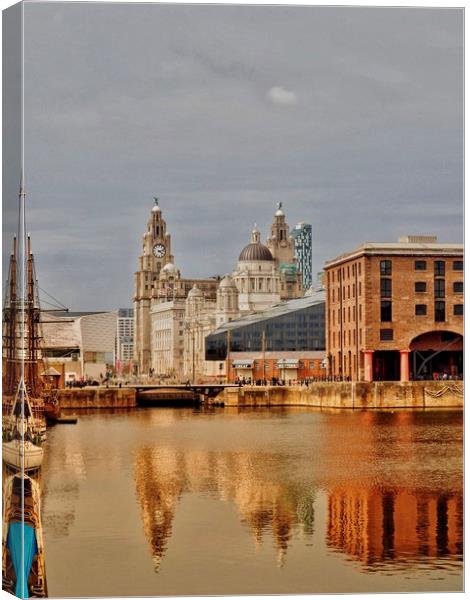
xmin=205 ymin=289 xmax=325 ymax=360
xmin=291 ymin=222 xmax=313 ymax=290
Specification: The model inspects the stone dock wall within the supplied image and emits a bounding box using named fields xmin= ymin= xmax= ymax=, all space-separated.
xmin=220 ymin=381 xmax=463 ymax=409
xmin=58 ymin=387 xmax=136 ymax=409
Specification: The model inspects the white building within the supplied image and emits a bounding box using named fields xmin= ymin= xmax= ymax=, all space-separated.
xmin=41 ymin=311 xmax=117 ymax=382
xmin=232 ymin=227 xmax=281 ymax=312
xmin=150 ymin=299 xmax=186 ymax=380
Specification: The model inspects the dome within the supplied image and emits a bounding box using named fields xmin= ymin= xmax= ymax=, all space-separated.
xmin=162 ymin=262 xmax=177 ymax=273
xmin=219 ymin=275 xmax=237 ymax=289
xmin=187 ymin=284 xmax=203 ymax=298
xmin=238 ymin=243 xmax=273 ymax=262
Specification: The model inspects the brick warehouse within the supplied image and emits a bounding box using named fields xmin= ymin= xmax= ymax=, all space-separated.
xmin=324 ymin=236 xmax=463 ymax=382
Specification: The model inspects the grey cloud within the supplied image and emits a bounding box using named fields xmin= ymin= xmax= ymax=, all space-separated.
xmin=5 ymin=3 xmax=462 ymax=311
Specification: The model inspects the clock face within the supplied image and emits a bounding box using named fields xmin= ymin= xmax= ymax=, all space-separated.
xmin=153 ymin=244 xmax=166 ymax=258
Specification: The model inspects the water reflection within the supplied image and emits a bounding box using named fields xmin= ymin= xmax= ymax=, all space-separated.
xmin=41 ymin=408 xmax=463 ymax=596
xmin=134 ymin=445 xmax=316 ymax=569
xmin=327 ymin=488 xmax=462 ymax=571
xmin=133 ymin=409 xmax=462 ymax=576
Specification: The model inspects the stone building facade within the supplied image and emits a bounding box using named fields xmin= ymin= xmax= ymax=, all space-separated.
xmin=325 ymin=236 xmax=464 ymax=382
xmin=134 ymin=199 xmax=220 ymax=376
xmin=134 ymin=199 xmax=174 ymax=374
xmin=232 ymin=227 xmax=281 ymax=312
xmin=134 ymin=199 xmax=308 ymax=380
xmin=266 ymin=202 xmax=304 ymax=300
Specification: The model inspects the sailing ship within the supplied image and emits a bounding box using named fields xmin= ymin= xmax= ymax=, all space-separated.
xmin=2 ymin=180 xmax=50 ymax=597
xmin=2 ymin=473 xmax=48 ymax=597
xmin=3 ymin=229 xmax=61 ymax=435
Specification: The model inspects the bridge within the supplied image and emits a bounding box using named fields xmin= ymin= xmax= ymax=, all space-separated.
xmin=128 ymin=383 xmax=238 ymax=405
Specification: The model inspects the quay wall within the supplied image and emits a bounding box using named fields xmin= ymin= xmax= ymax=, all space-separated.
xmin=58 ymin=387 xmax=136 ymax=409
xmin=221 ymin=381 xmax=463 ymax=409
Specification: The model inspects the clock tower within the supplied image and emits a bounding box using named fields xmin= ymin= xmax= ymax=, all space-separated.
xmin=134 ymin=198 xmax=174 ymax=374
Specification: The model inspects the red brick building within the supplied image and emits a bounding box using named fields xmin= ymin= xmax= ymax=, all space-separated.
xmin=325 ymin=236 xmax=463 ymax=382
xmin=230 ymin=351 xmax=325 ymax=383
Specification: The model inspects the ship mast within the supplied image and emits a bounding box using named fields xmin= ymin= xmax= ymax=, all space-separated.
xmin=3 ymin=177 xmax=42 ymax=398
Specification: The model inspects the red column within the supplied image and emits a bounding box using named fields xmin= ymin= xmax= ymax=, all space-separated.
xmin=364 ymin=350 xmax=374 ymax=382
xmin=400 ymin=350 xmax=410 ymax=382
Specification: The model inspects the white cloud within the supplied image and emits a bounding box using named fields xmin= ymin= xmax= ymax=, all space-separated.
xmin=266 ymin=86 xmax=298 ymax=106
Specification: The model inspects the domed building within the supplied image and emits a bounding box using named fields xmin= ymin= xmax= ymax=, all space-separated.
xmin=232 ymin=226 xmax=281 ymax=313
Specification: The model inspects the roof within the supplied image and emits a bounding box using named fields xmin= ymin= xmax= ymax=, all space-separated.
xmin=41 ymin=313 xmax=81 ymax=349
xmin=325 ymin=242 xmax=464 ymax=268
xmin=41 ymin=367 xmax=61 ymax=377
xmin=210 ymin=289 xmax=325 ymax=335
xmin=239 ymin=242 xmax=273 ymax=262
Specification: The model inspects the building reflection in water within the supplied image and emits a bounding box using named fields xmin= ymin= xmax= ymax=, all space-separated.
xmin=327 ymin=488 xmax=462 ymax=570
xmin=324 ymin=411 xmax=462 ymax=572
xmin=133 ymin=409 xmax=462 ymax=575
xmin=134 ymin=446 xmax=316 ymax=570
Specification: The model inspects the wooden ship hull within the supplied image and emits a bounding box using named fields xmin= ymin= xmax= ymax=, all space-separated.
xmin=2 ymin=473 xmax=48 ymax=598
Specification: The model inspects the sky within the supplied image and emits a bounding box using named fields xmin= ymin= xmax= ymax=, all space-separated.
xmin=3 ymin=3 xmax=464 ymax=311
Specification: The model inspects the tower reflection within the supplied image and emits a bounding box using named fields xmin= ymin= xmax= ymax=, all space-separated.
xmin=134 ymin=446 xmax=316 ymax=569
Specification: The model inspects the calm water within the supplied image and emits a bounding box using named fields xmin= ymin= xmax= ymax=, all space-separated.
xmin=41 ymin=407 xmax=463 ymax=597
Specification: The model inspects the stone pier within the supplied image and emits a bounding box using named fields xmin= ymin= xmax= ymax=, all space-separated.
xmin=58 ymin=387 xmax=136 ymax=409
xmin=220 ymin=381 xmax=463 ymax=409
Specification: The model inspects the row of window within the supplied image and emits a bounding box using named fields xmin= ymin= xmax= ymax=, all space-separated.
xmin=415 ymin=303 xmax=463 ymax=317
xmin=381 ymin=259 xmax=463 ymax=274
xmin=380 ymin=278 xmax=463 ymax=298
xmin=381 ymin=300 xmax=463 ymax=322
xmin=331 ymin=281 xmax=362 ymax=302
xmin=331 ymin=329 xmax=362 ymax=348
xmin=329 ymin=262 xmax=362 ymax=283
xmin=330 ymin=304 xmax=363 ymax=326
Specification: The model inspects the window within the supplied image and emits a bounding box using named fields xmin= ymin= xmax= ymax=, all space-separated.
xmin=434 ymin=261 xmax=445 ymax=276
xmin=415 ymin=260 xmax=427 ymax=271
xmin=381 ymin=300 xmax=392 ymax=322
xmin=453 ymin=261 xmax=463 ymax=271
xmin=453 ymin=281 xmax=463 ymax=293
xmin=381 ymin=278 xmax=392 ymax=298
xmin=415 ymin=304 xmax=427 ymax=316
xmin=454 ymin=304 xmax=463 ymax=316
xmin=415 ymin=282 xmax=427 ymax=293
xmin=434 ymin=278 xmax=445 ymax=298
xmin=380 ymin=260 xmax=392 ymax=276
xmin=380 ymin=329 xmax=394 ymax=341
xmin=435 ymin=301 xmax=445 ymax=322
